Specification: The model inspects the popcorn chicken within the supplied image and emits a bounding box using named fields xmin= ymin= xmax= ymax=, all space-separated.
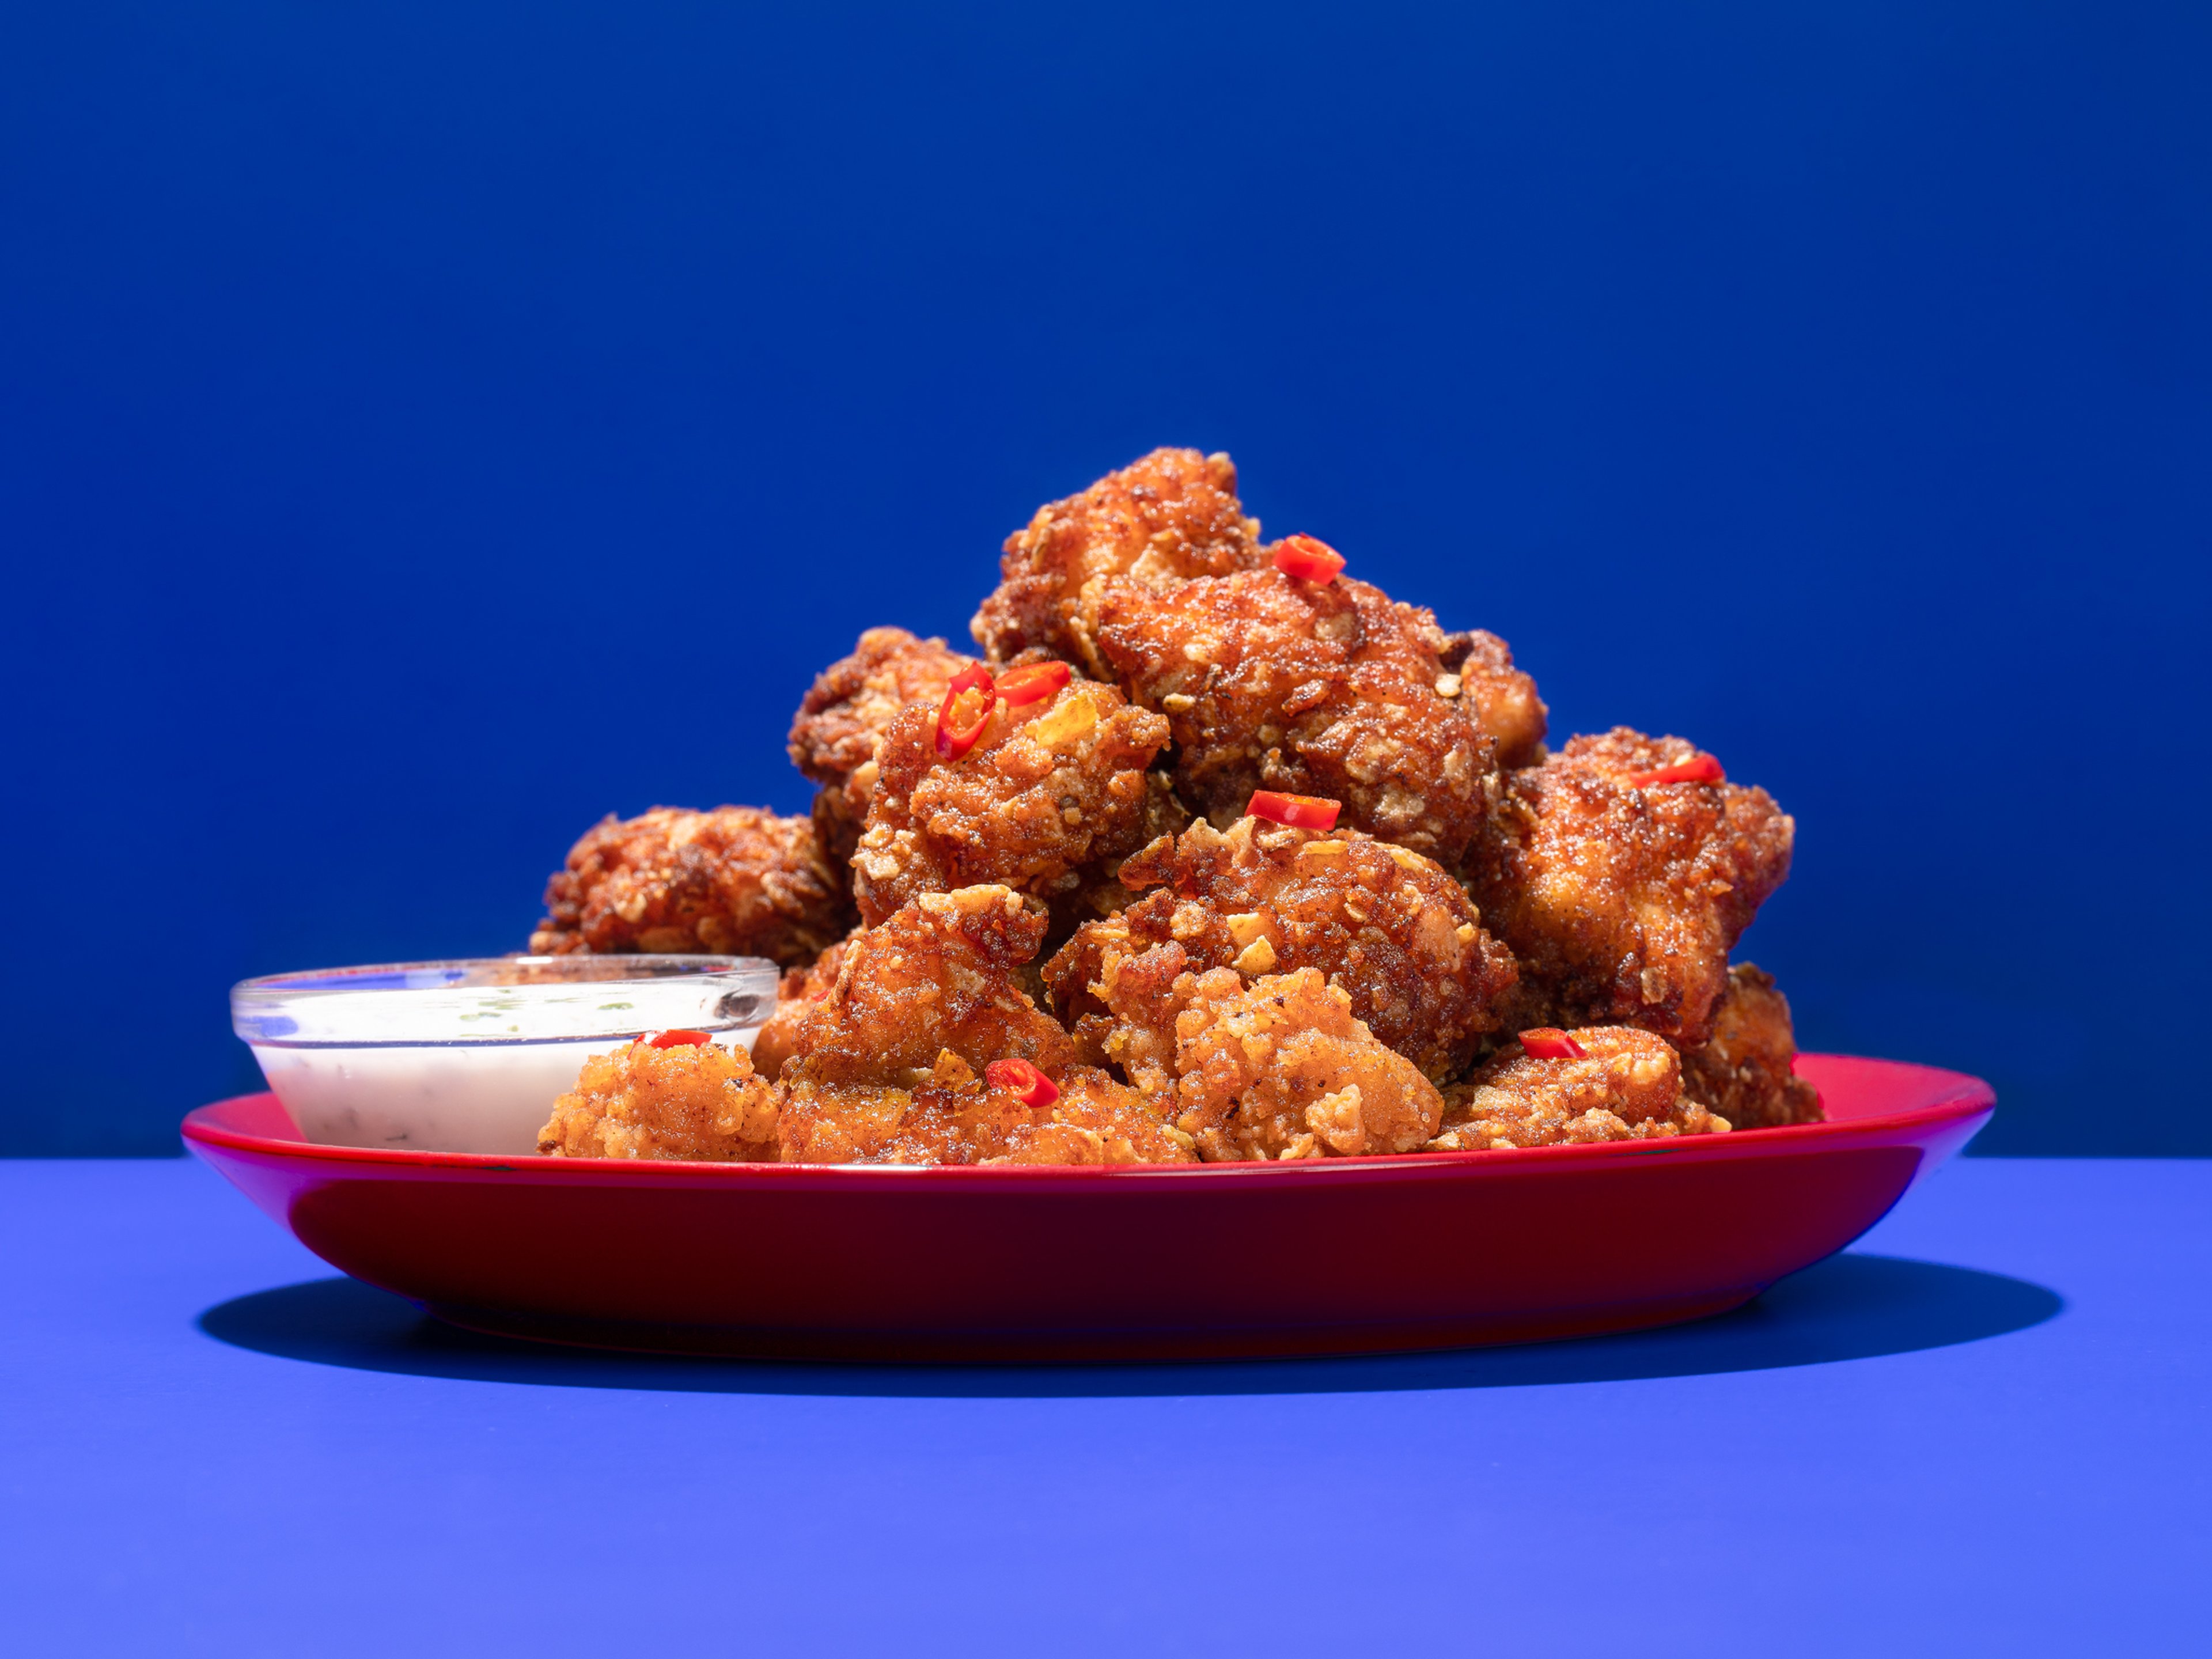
xmin=1427 ymin=1026 xmax=1729 ymax=1150
xmin=788 ymin=627 xmax=976 ymax=874
xmin=537 ymin=1038 xmax=779 ymax=1162
xmin=771 ymin=885 xmax=1188 ymax=1165
xmin=971 ymin=447 xmax=1266 ymax=675
xmin=1088 ymin=944 xmax=1444 ymax=1161
xmin=1044 ymin=815 xmax=1516 ymax=1082
xmin=851 ymin=678 xmax=1169 ymax=932
xmin=1094 ymin=567 xmax=1497 ymax=868
xmin=1679 ymin=963 xmax=1824 ymax=1130
xmin=1438 ymin=628 xmax=1549 ymax=770
xmin=1463 ymin=729 xmax=1794 ymax=1047
xmin=529 ymin=806 xmax=849 ymax=968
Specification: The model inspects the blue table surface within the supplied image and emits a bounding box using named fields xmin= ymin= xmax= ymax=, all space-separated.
xmin=3 ymin=1156 xmax=2206 ymax=1657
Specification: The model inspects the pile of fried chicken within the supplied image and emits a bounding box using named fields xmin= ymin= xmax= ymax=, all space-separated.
xmin=529 ymin=449 xmax=1820 ymax=1167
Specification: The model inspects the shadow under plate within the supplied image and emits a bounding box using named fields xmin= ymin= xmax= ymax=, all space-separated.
xmin=196 ymin=1252 xmax=2062 ymax=1399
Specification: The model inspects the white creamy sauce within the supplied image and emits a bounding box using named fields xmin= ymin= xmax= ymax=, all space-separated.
xmin=253 ymin=1031 xmax=757 ymax=1156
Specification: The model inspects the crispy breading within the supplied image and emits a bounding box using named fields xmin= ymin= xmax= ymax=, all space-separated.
xmin=851 ymin=677 xmax=1169 ymax=929
xmin=769 ymin=885 xmax=1189 ymax=1165
xmin=778 ymin=885 xmax=1077 ymax=1089
xmin=1090 ymin=945 xmax=1444 ymax=1161
xmin=789 ymin=627 xmax=976 ymax=874
xmin=1426 ymin=1027 xmax=1730 ymax=1150
xmin=1463 ymin=729 xmax=1794 ymax=1047
xmin=1439 ymin=628 xmax=1548 ymax=770
xmin=1024 ymin=770 xmax=1205 ymax=949
xmin=749 ymin=929 xmax=858 ymax=1082
xmin=1043 ymin=815 xmax=1517 ymax=1082
xmin=777 ymin=1051 xmax=1194 ymax=1166
xmin=971 ymin=448 xmax=1266 ymax=674
xmin=986 ymin=1066 xmax=1196 ymax=1166
xmin=1094 ymin=567 xmax=1496 ymax=868
xmin=1680 ymin=963 xmax=1824 ymax=1130
xmin=537 ymin=1039 xmax=779 ymax=1161
xmin=529 ymin=806 xmax=850 ymax=967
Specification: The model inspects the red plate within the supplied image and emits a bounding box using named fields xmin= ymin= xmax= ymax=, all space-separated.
xmin=183 ymin=1054 xmax=1991 ymax=1363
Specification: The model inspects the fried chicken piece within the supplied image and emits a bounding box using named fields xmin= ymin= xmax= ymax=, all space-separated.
xmin=1044 ymin=816 xmax=1517 ymax=1082
xmin=777 ymin=1050 xmax=1193 ymax=1166
xmin=771 ymin=885 xmax=1190 ymax=1164
xmin=529 ymin=806 xmax=850 ymax=968
xmin=1463 ymin=729 xmax=1794 ymax=1048
xmin=851 ymin=677 xmax=1170 ymax=930
xmin=971 ymin=448 xmax=1266 ymax=675
xmin=779 ymin=885 xmax=1074 ymax=1085
xmin=1426 ymin=1027 xmax=1729 ymax=1150
xmin=749 ymin=929 xmax=858 ymax=1082
xmin=1091 ymin=944 xmax=1444 ymax=1161
xmin=788 ymin=627 xmax=977 ymax=873
xmin=1679 ymin=963 xmax=1824 ymax=1130
xmin=537 ymin=1039 xmax=779 ymax=1161
xmin=1028 ymin=768 xmax=1205 ymax=945
xmin=1439 ymin=628 xmax=1549 ymax=770
xmin=1094 ymin=567 xmax=1496 ymax=868
xmin=988 ymin=1065 xmax=1196 ymax=1166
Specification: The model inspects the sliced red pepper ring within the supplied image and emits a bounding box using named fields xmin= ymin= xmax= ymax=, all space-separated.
xmin=647 ymin=1029 xmax=714 ymax=1049
xmin=1626 ymin=753 xmax=1725 ymax=789
xmin=1272 ymin=534 xmax=1347 ymax=584
xmin=985 ymin=1056 xmax=1060 ymax=1108
xmin=934 ymin=664 xmax=997 ymax=760
xmin=996 ymin=660 xmax=1071 ymax=709
xmin=1518 ymin=1028 xmax=1589 ymax=1060
xmin=1246 ymin=789 xmax=1343 ymax=831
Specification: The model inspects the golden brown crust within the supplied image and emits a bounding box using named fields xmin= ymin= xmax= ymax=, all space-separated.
xmin=971 ymin=448 xmax=1265 ymax=674
xmin=851 ymin=678 xmax=1170 ymax=930
xmin=529 ymin=806 xmax=850 ymax=968
xmin=1094 ymin=568 xmax=1497 ymax=868
xmin=1462 ymin=729 xmax=1794 ymax=1047
xmin=1679 ymin=964 xmax=1824 ymax=1130
xmin=1438 ymin=629 xmax=1548 ymax=770
xmin=1043 ymin=816 xmax=1517 ymax=1082
xmin=750 ymin=930 xmax=859 ymax=1082
xmin=778 ymin=885 xmax=1077 ymax=1090
xmin=776 ymin=1055 xmax=1194 ymax=1166
xmin=1427 ymin=1027 xmax=1729 ymax=1150
xmin=1089 ymin=947 xmax=1444 ymax=1161
xmin=766 ymin=885 xmax=1190 ymax=1165
xmin=988 ymin=1066 xmax=1195 ymax=1166
xmin=537 ymin=1039 xmax=779 ymax=1161
xmin=789 ymin=627 xmax=976 ymax=873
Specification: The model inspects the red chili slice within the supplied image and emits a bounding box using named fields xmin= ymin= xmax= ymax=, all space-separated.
xmin=1272 ymin=534 xmax=1347 ymax=584
xmin=1247 ymin=790 xmax=1342 ymax=831
xmin=934 ymin=664 xmax=997 ymax=760
xmin=648 ymin=1029 xmax=713 ymax=1049
xmin=1518 ymin=1028 xmax=1588 ymax=1060
xmin=985 ymin=1056 xmax=1060 ymax=1108
xmin=996 ymin=660 xmax=1071 ymax=709
xmin=1626 ymin=753 xmax=1725 ymax=789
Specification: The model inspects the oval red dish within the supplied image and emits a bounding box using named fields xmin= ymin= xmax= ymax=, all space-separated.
xmin=182 ymin=1054 xmax=1991 ymax=1363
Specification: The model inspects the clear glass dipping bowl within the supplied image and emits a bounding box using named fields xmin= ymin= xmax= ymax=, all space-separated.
xmin=231 ymin=956 xmax=780 ymax=1156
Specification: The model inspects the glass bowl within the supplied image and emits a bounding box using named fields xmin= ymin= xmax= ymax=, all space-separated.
xmin=231 ymin=956 xmax=780 ymax=1156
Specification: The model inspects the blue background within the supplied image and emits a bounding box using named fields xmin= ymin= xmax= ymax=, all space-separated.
xmin=3 ymin=2 xmax=2206 ymax=1154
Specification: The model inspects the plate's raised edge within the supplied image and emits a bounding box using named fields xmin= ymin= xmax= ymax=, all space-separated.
xmin=180 ymin=1056 xmax=1995 ymax=1185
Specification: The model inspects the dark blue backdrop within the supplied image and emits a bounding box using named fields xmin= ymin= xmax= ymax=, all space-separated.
xmin=3 ymin=2 xmax=2206 ymax=1154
